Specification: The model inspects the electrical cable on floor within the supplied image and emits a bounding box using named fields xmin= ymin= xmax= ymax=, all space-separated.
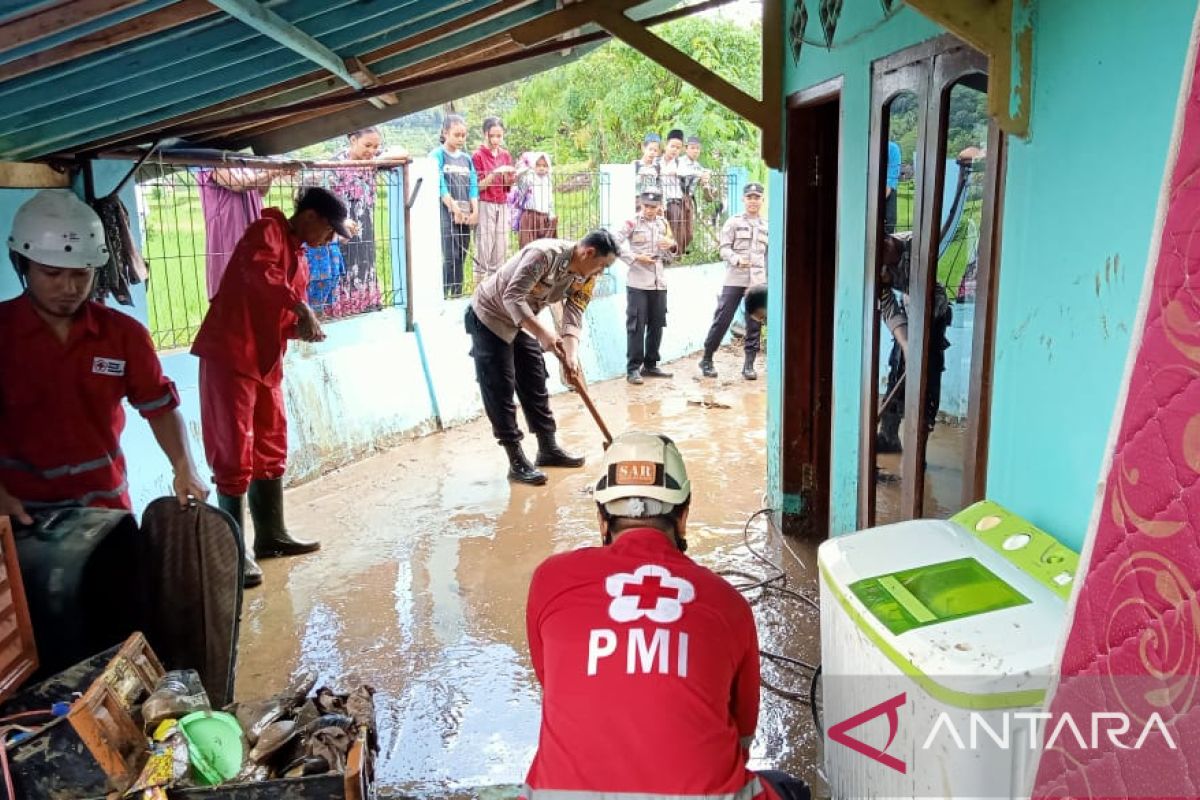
xmin=716 ymin=507 xmax=823 ymax=711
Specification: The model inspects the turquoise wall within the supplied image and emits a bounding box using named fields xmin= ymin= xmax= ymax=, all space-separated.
xmin=986 ymin=0 xmax=1194 ymax=550
xmin=768 ymin=4 xmax=942 ymax=529
xmin=769 ymin=0 xmax=1196 ymax=550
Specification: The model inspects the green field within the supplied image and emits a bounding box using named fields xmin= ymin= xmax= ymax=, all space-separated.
xmin=141 ymin=173 xmax=401 ymax=350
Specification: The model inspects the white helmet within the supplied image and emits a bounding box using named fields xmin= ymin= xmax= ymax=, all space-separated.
xmin=594 ymin=431 xmax=692 ymax=517
xmin=7 ymin=189 xmax=109 ymax=269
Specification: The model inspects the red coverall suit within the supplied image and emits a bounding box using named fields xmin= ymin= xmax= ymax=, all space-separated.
xmin=191 ymin=208 xmax=307 ymax=496
xmin=521 ymin=527 xmax=781 ymax=800
xmin=0 ymin=294 xmax=179 ymax=510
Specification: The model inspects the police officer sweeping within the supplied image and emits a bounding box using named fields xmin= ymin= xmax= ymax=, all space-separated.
xmin=520 ymin=431 xmax=810 ymax=800
xmin=466 ymin=231 xmax=619 ymax=486
xmin=615 ymin=189 xmax=677 ymax=384
xmin=0 ymin=190 xmax=209 ymax=525
xmin=699 ymin=182 xmax=768 ymax=380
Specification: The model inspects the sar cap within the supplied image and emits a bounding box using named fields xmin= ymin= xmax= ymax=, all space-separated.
xmin=594 ymin=431 xmax=691 ymax=511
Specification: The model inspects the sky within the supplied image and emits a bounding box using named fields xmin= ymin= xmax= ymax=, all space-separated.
xmin=699 ymin=0 xmax=763 ymax=27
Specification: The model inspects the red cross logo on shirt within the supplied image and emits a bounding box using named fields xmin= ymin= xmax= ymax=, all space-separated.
xmin=622 ymin=574 xmax=680 ymax=610
xmin=606 ymin=565 xmax=696 ymax=623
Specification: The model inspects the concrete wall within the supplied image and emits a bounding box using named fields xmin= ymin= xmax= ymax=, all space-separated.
xmin=2 ymin=155 xmax=731 ymax=511
xmin=770 ymin=0 xmax=1197 ymax=550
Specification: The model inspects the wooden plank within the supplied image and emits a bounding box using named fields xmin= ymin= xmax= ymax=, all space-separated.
xmin=222 ymin=39 xmax=522 ymax=142
xmin=0 ymin=0 xmax=220 ymax=84
xmin=0 ymin=160 xmax=71 ymax=187
xmin=359 ymin=0 xmax=536 ymax=62
xmin=592 ymin=6 xmax=766 ymax=127
xmin=0 ymin=0 xmax=143 ymax=54
xmin=760 ymin=0 xmax=784 ymax=169
xmin=507 ymin=0 xmax=643 ymax=46
xmin=0 ymin=517 xmax=38 ymax=705
xmin=905 ymin=0 xmax=1031 ymax=138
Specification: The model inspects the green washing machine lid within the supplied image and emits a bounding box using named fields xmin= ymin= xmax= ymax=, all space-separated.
xmin=850 ymin=557 xmax=1031 ymax=636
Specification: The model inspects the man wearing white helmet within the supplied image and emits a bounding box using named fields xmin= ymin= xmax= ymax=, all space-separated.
xmin=0 ymin=189 xmax=209 ymax=524
xmin=520 ymin=431 xmax=809 ymax=800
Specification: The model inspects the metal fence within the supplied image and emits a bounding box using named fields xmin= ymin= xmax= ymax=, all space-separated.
xmin=135 ymin=158 xmax=408 ymax=350
xmin=135 ymin=157 xmax=743 ymax=349
xmin=441 ymin=170 xmax=610 ymax=299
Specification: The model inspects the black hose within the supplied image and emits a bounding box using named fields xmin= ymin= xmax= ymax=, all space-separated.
xmin=809 ymin=664 xmax=823 ymax=738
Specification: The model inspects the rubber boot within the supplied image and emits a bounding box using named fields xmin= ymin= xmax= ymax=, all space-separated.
xmin=248 ymin=478 xmax=321 ymax=559
xmin=742 ymin=352 xmax=758 ymax=381
xmin=534 ymin=432 xmax=586 ymax=468
xmin=504 ymin=442 xmax=548 ymax=485
xmin=876 ymin=405 xmax=904 ymax=454
xmin=218 ymin=493 xmax=263 ymax=588
xmin=699 ymin=353 xmax=718 ymax=378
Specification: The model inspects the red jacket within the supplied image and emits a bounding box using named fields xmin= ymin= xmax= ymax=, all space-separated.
xmin=522 ymin=528 xmax=776 ymax=799
xmin=473 ymin=145 xmax=515 ymax=204
xmin=0 ymin=295 xmax=178 ymax=510
xmin=191 ymin=208 xmax=307 ymax=385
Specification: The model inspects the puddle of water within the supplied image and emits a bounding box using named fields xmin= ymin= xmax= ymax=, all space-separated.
xmin=235 ymin=346 xmax=824 ymax=794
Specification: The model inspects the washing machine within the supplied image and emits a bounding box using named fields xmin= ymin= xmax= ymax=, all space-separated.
xmin=817 ymin=500 xmax=1078 ymax=799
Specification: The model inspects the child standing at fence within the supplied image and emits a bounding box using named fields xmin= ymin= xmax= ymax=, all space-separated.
xmin=472 ymin=117 xmax=516 ymax=281
xmin=678 ymin=134 xmax=711 ymax=254
xmin=632 ymin=133 xmax=662 ymax=205
xmin=432 ymin=114 xmax=478 ymax=297
xmin=515 ymin=152 xmax=557 ymax=247
xmin=660 ymin=129 xmax=692 ymax=254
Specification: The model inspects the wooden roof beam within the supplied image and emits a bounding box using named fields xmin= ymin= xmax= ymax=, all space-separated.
xmin=0 ymin=0 xmax=144 ymax=56
xmin=0 ymin=0 xmax=220 ymax=84
xmin=507 ymin=0 xmax=644 ymax=46
xmin=591 ymin=5 xmax=786 ymax=167
xmin=906 ymin=0 xmax=1033 ymax=137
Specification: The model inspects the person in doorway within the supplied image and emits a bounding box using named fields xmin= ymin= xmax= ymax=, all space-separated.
xmin=0 ymin=190 xmax=210 ymax=541
xmin=191 ymin=187 xmax=347 ymax=584
xmin=660 ymin=129 xmax=692 ymax=253
xmin=615 ymin=189 xmax=677 ymax=384
xmin=473 ymin=116 xmax=516 ymax=281
xmin=515 ymin=152 xmax=557 ymax=247
xmin=699 ymin=182 xmax=768 ymax=380
xmin=875 ymin=232 xmax=952 ymax=454
xmin=520 ymin=430 xmax=810 ymax=800
xmin=465 ymin=231 xmax=618 ymax=485
xmin=199 ymin=164 xmax=296 ymax=299
xmin=432 ymin=114 xmax=479 ymax=297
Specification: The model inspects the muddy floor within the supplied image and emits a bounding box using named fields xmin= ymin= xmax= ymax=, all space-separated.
xmin=234 ymin=345 xmax=824 ymax=798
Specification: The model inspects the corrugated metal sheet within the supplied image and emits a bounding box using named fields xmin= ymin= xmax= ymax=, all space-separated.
xmin=0 ymin=0 xmax=675 ymax=160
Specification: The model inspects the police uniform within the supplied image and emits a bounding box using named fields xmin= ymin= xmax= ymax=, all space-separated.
xmin=701 ymin=184 xmax=768 ymax=372
xmin=615 ymin=191 xmax=676 ymax=378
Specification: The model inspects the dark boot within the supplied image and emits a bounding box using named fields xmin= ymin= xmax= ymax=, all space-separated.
xmin=742 ymin=352 xmax=758 ymax=381
xmin=535 ymin=432 xmax=586 ymax=468
xmin=218 ymin=493 xmax=263 ymax=588
xmin=876 ymin=410 xmax=904 ymax=453
xmin=641 ymin=365 xmax=673 ymax=379
xmin=248 ymin=478 xmax=321 ymax=559
xmin=699 ymin=354 xmax=718 ymax=378
xmin=504 ymin=441 xmax=548 ymax=485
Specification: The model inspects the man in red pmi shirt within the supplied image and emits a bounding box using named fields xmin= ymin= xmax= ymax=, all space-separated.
xmin=0 ymin=189 xmax=208 ymax=521
xmin=522 ymin=431 xmax=810 ymax=800
xmin=192 ymin=187 xmax=347 ymax=587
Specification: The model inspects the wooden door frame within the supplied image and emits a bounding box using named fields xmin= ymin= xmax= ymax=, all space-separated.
xmin=858 ymin=36 xmax=1007 ymax=527
xmin=779 ymin=75 xmax=842 ymax=537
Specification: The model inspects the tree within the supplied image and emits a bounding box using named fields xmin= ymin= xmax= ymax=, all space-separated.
xmin=502 ymin=16 xmax=764 ymax=174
